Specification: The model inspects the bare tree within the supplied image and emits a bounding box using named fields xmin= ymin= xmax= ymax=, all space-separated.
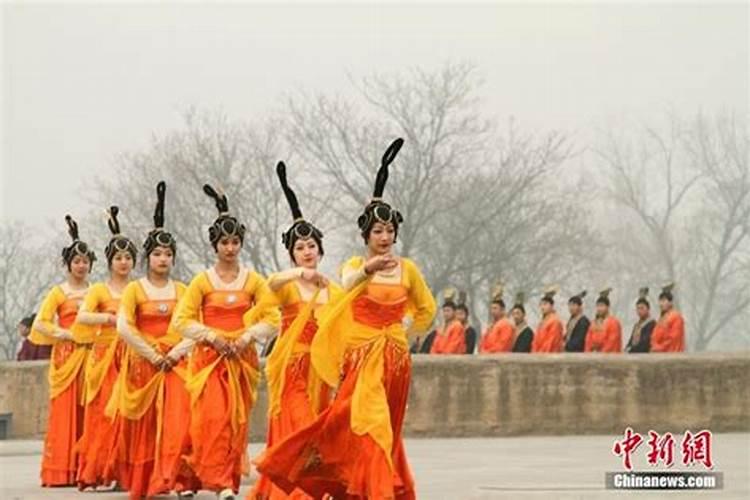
xmin=596 ymin=114 xmax=702 ymax=286
xmin=85 ymin=109 xmax=288 ymax=280
xmin=285 ymin=63 xmax=601 ymax=324
xmin=285 ymin=62 xmax=493 ymax=260
xmin=0 ymin=222 xmax=60 ymax=360
xmin=684 ymin=112 xmax=750 ymax=350
xmin=597 ymin=112 xmax=750 ymax=351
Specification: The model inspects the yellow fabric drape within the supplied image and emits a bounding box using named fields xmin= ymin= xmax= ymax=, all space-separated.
xmin=84 ymin=337 xmax=119 ymax=404
xmin=309 ymin=255 xmax=437 ymax=470
xmin=184 ymin=326 xmax=261 ymax=432
xmin=48 ymin=343 xmax=89 ymax=399
xmin=349 ymin=323 xmax=407 ymax=470
xmin=309 ymin=281 xmax=367 ymax=388
xmin=105 ymin=346 xmax=187 ymax=468
xmin=265 ymin=289 xmax=321 ymax=417
xmin=309 ymin=280 xmax=405 ymax=470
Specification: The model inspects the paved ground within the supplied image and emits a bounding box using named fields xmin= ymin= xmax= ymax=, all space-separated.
xmin=1 ymin=434 xmax=748 ymax=499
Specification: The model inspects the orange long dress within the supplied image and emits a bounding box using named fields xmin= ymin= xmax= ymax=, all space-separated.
xmin=106 ymin=278 xmax=199 ymax=499
xmin=479 ymin=317 xmax=515 ymax=353
xmin=255 ymin=256 xmax=437 ymax=500
xmin=74 ymin=282 xmax=125 ymax=488
xmin=429 ymin=320 xmax=465 ymax=354
xmin=250 ymin=270 xmax=343 ymax=500
xmin=532 ymin=312 xmax=564 ymax=353
xmin=29 ymin=282 xmax=89 ymax=486
xmin=173 ymin=267 xmax=279 ymax=495
xmin=584 ymin=316 xmax=623 ymax=353
xmin=650 ymin=309 xmax=685 ymax=352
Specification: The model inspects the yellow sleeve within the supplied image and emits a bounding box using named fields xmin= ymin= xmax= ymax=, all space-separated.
xmin=239 ymin=272 xmax=281 ymax=343
xmin=404 ymin=258 xmax=437 ymax=336
xmin=340 ymin=256 xmax=367 ymax=290
xmin=116 ymin=281 xmax=162 ymax=363
xmin=71 ymin=283 xmax=106 ymax=342
xmin=275 ymin=280 xmax=295 ymax=308
xmin=118 ymin=282 xmax=138 ymax=328
xmin=267 ymin=268 xmax=304 ymax=292
xmin=164 ymin=281 xmax=195 ymax=359
xmin=172 ymin=273 xmax=215 ymax=342
xmin=29 ymin=285 xmax=67 ymax=345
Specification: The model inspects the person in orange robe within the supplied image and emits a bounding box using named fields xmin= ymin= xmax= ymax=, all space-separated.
xmin=106 ymin=182 xmax=199 ymax=499
xmin=30 ymin=215 xmax=95 ymax=486
xmin=532 ymin=288 xmax=564 ymax=353
xmin=584 ymin=288 xmax=623 ymax=353
xmin=430 ymin=290 xmax=465 ymax=354
xmin=173 ymin=184 xmax=279 ymax=500
xmin=479 ymin=285 xmax=515 ymax=353
xmin=250 ymin=161 xmax=343 ymax=500
xmin=650 ymin=283 xmax=686 ymax=352
xmin=255 ymin=137 xmax=437 ymax=500
xmin=74 ymin=207 xmax=135 ymax=490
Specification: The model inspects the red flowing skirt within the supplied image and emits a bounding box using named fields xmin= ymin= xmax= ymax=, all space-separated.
xmin=187 ymin=344 xmax=259 ymax=493
xmin=41 ymin=340 xmax=85 ymax=487
xmin=106 ymin=352 xmax=199 ymax=499
xmin=250 ymin=352 xmax=330 ymax=500
xmin=76 ymin=340 xmax=123 ymax=488
xmin=255 ymin=339 xmax=415 ymax=500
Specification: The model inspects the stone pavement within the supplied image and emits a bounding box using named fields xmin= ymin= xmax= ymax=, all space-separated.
xmin=0 ymin=434 xmax=748 ymax=499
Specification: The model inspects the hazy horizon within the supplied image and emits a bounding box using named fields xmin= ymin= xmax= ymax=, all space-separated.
xmin=2 ymin=2 xmax=747 ymax=232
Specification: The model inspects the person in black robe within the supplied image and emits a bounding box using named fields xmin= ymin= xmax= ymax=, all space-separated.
xmin=511 ymin=293 xmax=534 ymax=352
xmin=565 ymin=290 xmax=591 ymax=352
xmin=456 ymin=302 xmax=477 ymax=354
xmin=626 ymin=287 xmax=655 ymax=353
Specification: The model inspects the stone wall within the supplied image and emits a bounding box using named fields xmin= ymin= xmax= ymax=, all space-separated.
xmin=1 ymin=353 xmax=748 ymax=441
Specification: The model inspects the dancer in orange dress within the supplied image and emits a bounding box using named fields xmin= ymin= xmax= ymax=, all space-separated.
xmin=250 ymin=162 xmax=343 ymax=500
xmin=106 ymin=182 xmax=199 ymax=499
xmin=584 ymin=288 xmax=623 ymax=353
xmin=532 ymin=287 xmax=564 ymax=353
xmin=255 ymin=138 xmax=437 ymax=499
xmin=75 ymin=207 xmax=135 ymax=490
xmin=173 ymin=184 xmax=279 ymax=500
xmin=30 ymin=215 xmax=95 ymax=486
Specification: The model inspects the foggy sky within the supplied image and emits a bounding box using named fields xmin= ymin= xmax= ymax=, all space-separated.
xmin=1 ymin=1 xmax=747 ymax=231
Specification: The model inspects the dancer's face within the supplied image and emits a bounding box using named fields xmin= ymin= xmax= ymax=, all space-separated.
xmin=216 ymin=235 xmax=241 ymax=264
xmin=110 ymin=251 xmax=134 ymax=278
xmin=292 ymin=238 xmax=320 ymax=269
xmin=69 ymin=255 xmax=90 ymax=280
xmin=149 ymin=247 xmax=173 ymax=277
xmin=367 ymin=222 xmax=395 ymax=255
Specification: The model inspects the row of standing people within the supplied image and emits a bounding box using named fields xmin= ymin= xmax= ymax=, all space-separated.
xmin=419 ymin=286 xmax=685 ymax=355
xmin=29 ymin=138 xmax=437 ymax=499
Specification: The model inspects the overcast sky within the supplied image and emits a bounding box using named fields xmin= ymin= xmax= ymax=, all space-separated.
xmin=1 ymin=1 xmax=747 ymax=230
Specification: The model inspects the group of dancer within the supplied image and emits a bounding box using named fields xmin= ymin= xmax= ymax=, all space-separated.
xmin=29 ymin=137 xmax=435 ymax=499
